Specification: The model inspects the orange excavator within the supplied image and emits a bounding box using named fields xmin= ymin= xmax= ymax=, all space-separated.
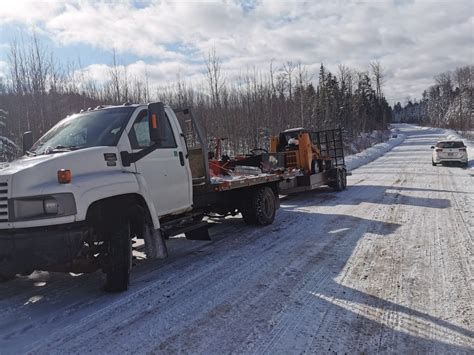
xmin=269 ymin=128 xmax=335 ymax=175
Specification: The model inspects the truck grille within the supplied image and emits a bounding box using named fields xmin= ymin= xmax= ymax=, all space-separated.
xmin=0 ymin=182 xmax=8 ymax=222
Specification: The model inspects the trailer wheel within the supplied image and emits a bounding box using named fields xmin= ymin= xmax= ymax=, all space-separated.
xmin=241 ymin=186 xmax=276 ymax=226
xmin=331 ymin=169 xmax=345 ymax=192
xmin=342 ymin=169 xmax=347 ymax=190
xmin=104 ymin=219 xmax=132 ymax=292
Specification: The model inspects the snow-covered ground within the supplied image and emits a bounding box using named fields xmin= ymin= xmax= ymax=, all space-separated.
xmin=0 ymin=124 xmax=472 ymax=353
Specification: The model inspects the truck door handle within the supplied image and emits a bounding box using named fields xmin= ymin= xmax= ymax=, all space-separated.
xmin=178 ymin=151 xmax=185 ymax=166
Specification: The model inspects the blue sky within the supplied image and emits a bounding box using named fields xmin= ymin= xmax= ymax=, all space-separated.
xmin=0 ymin=0 xmax=472 ymax=103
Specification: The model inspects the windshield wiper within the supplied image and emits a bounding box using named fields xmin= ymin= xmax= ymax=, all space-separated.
xmin=25 ymin=150 xmax=37 ymax=157
xmin=44 ymin=145 xmax=81 ymax=155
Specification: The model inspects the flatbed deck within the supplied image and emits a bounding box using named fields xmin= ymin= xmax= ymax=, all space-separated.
xmin=209 ymin=174 xmax=283 ymax=192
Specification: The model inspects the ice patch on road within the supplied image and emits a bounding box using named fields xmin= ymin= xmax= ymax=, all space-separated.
xmin=345 ymin=133 xmax=406 ymax=172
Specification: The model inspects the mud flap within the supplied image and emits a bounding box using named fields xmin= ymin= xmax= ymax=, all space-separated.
xmin=143 ymin=226 xmax=168 ymax=259
xmin=185 ymin=225 xmax=211 ymax=241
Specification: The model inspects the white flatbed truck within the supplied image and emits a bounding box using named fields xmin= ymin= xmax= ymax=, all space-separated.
xmin=0 ymin=103 xmax=347 ymax=292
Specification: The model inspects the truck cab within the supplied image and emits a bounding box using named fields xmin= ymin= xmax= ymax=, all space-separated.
xmin=0 ymin=103 xmax=197 ymax=291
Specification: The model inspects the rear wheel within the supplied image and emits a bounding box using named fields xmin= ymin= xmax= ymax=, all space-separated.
xmin=241 ymin=186 xmax=276 ymax=226
xmin=103 ymin=219 xmax=132 ymax=292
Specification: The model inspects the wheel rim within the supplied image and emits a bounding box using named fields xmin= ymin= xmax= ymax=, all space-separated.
xmin=262 ymin=193 xmax=274 ymax=218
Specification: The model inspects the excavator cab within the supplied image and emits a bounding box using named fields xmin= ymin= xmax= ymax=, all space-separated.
xmin=273 ymin=128 xmax=306 ymax=152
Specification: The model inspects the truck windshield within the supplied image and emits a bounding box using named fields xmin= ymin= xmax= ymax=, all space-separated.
xmin=30 ymin=107 xmax=135 ymax=155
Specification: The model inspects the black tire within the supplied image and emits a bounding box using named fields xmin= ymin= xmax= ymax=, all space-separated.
xmin=432 ymin=160 xmax=437 ymax=166
xmin=0 ymin=272 xmax=16 ymax=283
xmin=341 ymin=169 xmax=347 ymax=190
xmin=311 ymin=159 xmax=317 ymax=174
xmin=241 ymin=186 xmax=276 ymax=226
xmin=104 ymin=219 xmax=132 ymax=292
xmin=332 ymin=169 xmax=344 ymax=192
xmin=317 ymin=159 xmax=323 ymax=173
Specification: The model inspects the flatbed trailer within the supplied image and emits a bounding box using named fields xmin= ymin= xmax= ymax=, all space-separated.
xmin=278 ymin=169 xmax=339 ymax=195
xmin=277 ymin=128 xmax=348 ymax=194
xmin=219 ymin=126 xmax=348 ymax=198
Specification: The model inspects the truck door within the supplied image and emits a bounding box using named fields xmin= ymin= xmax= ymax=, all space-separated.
xmin=128 ymin=109 xmax=192 ymax=216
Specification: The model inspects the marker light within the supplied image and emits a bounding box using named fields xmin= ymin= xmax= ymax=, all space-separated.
xmin=57 ymin=169 xmax=72 ymax=184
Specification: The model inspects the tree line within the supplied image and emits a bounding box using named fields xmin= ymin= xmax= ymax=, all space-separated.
xmin=393 ymin=65 xmax=473 ymax=133
xmin=0 ymin=37 xmax=391 ymax=159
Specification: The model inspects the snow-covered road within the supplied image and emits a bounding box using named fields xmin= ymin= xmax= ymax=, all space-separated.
xmin=0 ymin=124 xmax=472 ymax=354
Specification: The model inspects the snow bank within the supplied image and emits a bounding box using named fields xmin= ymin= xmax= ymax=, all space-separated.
xmin=345 ymin=133 xmax=406 ymax=171
xmin=444 ymin=129 xmax=474 ymax=170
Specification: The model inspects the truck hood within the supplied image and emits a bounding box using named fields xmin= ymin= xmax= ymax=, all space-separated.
xmin=0 ymin=147 xmax=125 ymax=198
xmin=0 ymin=154 xmax=59 ymax=175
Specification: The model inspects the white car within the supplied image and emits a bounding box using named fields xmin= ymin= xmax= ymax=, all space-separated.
xmin=431 ymin=140 xmax=468 ymax=167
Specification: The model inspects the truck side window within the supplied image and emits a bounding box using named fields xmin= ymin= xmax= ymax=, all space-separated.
xmin=129 ymin=110 xmax=177 ymax=149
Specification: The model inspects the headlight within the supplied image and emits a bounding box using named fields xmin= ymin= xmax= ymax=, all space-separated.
xmin=9 ymin=193 xmax=77 ymax=221
xmin=43 ymin=198 xmax=59 ymax=214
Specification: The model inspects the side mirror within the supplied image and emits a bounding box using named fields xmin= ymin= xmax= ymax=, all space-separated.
xmin=430 ymin=146 xmax=435 ymax=149
xmin=23 ymin=131 xmax=33 ymax=154
xmin=148 ymin=102 xmax=167 ymax=144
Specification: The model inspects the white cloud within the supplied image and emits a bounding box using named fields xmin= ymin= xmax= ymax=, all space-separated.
xmin=1 ymin=0 xmax=473 ymax=102
xmin=0 ymin=0 xmax=64 ymax=26
xmin=76 ymin=60 xmax=207 ymax=89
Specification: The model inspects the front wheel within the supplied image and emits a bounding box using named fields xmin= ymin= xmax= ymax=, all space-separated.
xmin=104 ymin=219 xmax=132 ymax=292
xmin=432 ymin=160 xmax=437 ymax=166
